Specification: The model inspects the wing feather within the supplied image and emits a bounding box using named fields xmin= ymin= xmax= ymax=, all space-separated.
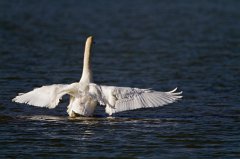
xmin=88 ymin=84 xmax=182 ymax=115
xmin=143 ymin=93 xmax=155 ymax=107
xmin=109 ymin=87 xmax=182 ymax=114
xmin=12 ymin=84 xmax=76 ymax=109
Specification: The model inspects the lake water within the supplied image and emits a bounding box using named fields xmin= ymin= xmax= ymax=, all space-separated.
xmin=0 ymin=0 xmax=240 ymax=158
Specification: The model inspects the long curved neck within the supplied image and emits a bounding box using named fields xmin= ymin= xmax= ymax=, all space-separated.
xmin=80 ymin=36 xmax=93 ymax=83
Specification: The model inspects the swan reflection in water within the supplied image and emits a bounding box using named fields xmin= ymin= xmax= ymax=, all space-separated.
xmin=13 ymin=36 xmax=182 ymax=117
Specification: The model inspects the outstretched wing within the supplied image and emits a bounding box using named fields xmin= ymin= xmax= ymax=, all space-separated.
xmin=113 ymin=87 xmax=182 ymax=114
xmin=12 ymin=83 xmax=77 ymax=109
xmin=89 ymin=84 xmax=182 ymax=115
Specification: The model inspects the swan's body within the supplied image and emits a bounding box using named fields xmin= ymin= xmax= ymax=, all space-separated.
xmin=66 ymin=36 xmax=97 ymax=117
xmin=12 ymin=36 xmax=182 ymax=117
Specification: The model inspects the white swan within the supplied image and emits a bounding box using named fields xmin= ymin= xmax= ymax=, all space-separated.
xmin=12 ymin=36 xmax=182 ymax=117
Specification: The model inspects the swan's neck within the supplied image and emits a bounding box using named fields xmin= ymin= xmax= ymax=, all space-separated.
xmin=80 ymin=36 xmax=93 ymax=83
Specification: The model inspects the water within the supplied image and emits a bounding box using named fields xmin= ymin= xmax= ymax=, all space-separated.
xmin=0 ymin=0 xmax=240 ymax=158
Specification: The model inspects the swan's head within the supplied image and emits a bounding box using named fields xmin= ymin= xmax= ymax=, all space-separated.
xmin=86 ymin=36 xmax=93 ymax=44
xmin=84 ymin=36 xmax=93 ymax=59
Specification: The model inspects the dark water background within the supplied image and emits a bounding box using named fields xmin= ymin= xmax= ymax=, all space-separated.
xmin=0 ymin=0 xmax=240 ymax=158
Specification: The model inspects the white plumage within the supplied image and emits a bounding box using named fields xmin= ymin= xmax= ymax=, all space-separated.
xmin=12 ymin=36 xmax=182 ymax=117
xmin=13 ymin=84 xmax=69 ymax=109
xmin=88 ymin=84 xmax=182 ymax=115
xmin=12 ymin=83 xmax=182 ymax=116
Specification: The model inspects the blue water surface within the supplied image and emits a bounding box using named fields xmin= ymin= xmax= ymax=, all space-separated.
xmin=0 ymin=0 xmax=239 ymax=158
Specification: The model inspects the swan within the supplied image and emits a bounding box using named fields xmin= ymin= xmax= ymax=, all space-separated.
xmin=12 ymin=36 xmax=182 ymax=117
